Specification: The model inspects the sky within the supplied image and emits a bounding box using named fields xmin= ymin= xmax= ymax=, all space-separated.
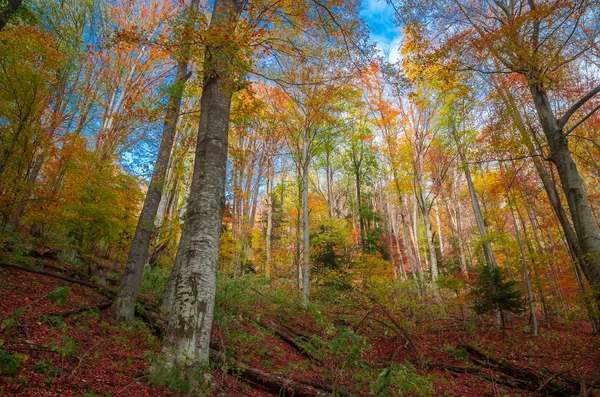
xmin=359 ymin=0 xmax=402 ymax=63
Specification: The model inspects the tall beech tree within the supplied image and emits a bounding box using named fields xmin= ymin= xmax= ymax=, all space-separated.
xmin=159 ymin=0 xmax=244 ymax=368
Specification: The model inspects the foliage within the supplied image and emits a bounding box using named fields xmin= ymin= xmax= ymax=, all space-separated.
xmin=0 ymin=348 xmax=27 ymax=376
xmin=50 ymin=335 xmax=79 ymax=359
xmin=371 ymin=363 xmax=434 ymax=397
xmin=473 ymin=265 xmax=526 ymax=323
xmin=145 ymin=351 xmax=212 ymax=395
xmin=47 ymin=286 xmax=71 ymax=307
xmin=310 ymin=219 xmax=350 ymax=271
xmin=300 ymin=327 xmax=372 ymax=391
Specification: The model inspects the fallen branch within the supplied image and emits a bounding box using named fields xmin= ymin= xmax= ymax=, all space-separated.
xmin=252 ymin=318 xmax=319 ymax=362
xmin=0 ymin=262 xmax=114 ymax=298
xmin=1 ymin=262 xmax=163 ymax=337
xmin=461 ymin=343 xmax=579 ymax=396
xmin=210 ymin=343 xmax=355 ymax=397
xmin=48 ymin=302 xmax=111 ymax=318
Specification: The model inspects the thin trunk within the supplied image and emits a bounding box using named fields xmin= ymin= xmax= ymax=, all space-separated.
xmin=409 ymin=198 xmax=425 ymax=287
xmin=301 ymin=131 xmax=310 ymax=306
xmin=464 ymin=161 xmax=497 ymax=269
xmin=435 ymin=202 xmax=445 ymax=258
xmin=507 ymin=194 xmax=538 ymax=336
xmin=114 ymin=0 xmax=199 ymax=323
xmin=514 ymin=194 xmax=551 ymax=329
xmin=9 ymin=153 xmax=44 ymax=229
xmin=159 ymin=0 xmax=242 ymax=367
xmin=326 ymin=151 xmax=333 ymax=219
xmin=265 ymin=156 xmax=274 ymax=279
xmin=356 ymin=171 xmax=365 ymax=255
xmin=422 ymin=198 xmax=438 ymax=285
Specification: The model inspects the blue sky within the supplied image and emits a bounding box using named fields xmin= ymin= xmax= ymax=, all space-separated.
xmin=359 ymin=0 xmax=402 ymax=63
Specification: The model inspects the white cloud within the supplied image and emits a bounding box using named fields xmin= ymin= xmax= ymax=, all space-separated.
xmin=360 ymin=0 xmax=403 ymax=63
xmin=372 ymin=34 xmax=403 ymax=64
xmin=364 ymin=0 xmax=389 ymax=13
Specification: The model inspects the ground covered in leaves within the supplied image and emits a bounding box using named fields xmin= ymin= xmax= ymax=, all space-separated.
xmin=1 ymin=254 xmax=599 ymax=396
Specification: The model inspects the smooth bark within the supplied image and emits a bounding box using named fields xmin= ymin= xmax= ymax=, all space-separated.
xmin=528 ymin=83 xmax=600 ymax=297
xmin=112 ymin=0 xmax=199 ymax=324
xmin=160 ymin=0 xmax=243 ymax=367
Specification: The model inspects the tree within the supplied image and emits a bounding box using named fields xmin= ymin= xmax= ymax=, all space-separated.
xmin=159 ymin=0 xmax=244 ymax=368
xmin=474 ymin=265 xmax=526 ymax=330
xmin=391 ymin=0 xmax=600 ymax=300
xmin=111 ymin=0 xmax=201 ymax=325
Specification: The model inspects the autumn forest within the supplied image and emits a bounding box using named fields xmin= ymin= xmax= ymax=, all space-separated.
xmin=1 ymin=0 xmax=600 ymax=396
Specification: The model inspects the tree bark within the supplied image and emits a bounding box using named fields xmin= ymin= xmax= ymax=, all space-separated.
xmin=111 ymin=0 xmax=199 ymax=324
xmin=528 ymin=82 xmax=600 ymax=299
xmin=463 ymin=159 xmax=497 ymax=269
xmin=265 ymin=156 xmax=274 ymax=279
xmin=507 ymin=193 xmax=538 ymax=336
xmin=159 ymin=0 xmax=243 ymax=367
xmin=301 ymin=129 xmax=311 ymax=306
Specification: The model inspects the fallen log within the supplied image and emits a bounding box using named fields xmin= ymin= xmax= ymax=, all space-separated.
xmin=461 ymin=343 xmax=580 ymax=397
xmin=253 ymin=318 xmax=320 ymax=362
xmin=210 ymin=343 xmax=355 ymax=397
xmin=48 ymin=302 xmax=112 ymax=318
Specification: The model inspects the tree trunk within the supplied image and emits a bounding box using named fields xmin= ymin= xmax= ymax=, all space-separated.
xmin=112 ymin=0 xmax=199 ymax=324
xmin=507 ymin=194 xmax=538 ymax=336
xmin=301 ymin=130 xmax=310 ymax=306
xmin=421 ymin=196 xmax=439 ymax=285
xmin=464 ymin=161 xmax=497 ymax=269
xmin=356 ymin=170 xmax=365 ymax=255
xmin=326 ymin=150 xmax=333 ymax=219
xmin=528 ymin=83 xmax=600 ymax=297
xmin=265 ymin=156 xmax=274 ymax=279
xmin=8 ymin=153 xmax=44 ymax=230
xmin=159 ymin=0 xmax=242 ymax=367
xmin=435 ymin=202 xmax=445 ymax=259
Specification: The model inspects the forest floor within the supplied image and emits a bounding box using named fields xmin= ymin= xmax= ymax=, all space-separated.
xmin=1 ymin=254 xmax=599 ymax=396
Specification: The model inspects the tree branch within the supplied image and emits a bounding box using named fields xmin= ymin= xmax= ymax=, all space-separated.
xmin=559 ymin=84 xmax=600 ymax=128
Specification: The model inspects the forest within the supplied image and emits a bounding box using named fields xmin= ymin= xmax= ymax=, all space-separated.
xmin=0 ymin=0 xmax=599 ymax=396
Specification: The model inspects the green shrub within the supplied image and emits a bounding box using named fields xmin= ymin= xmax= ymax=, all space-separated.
xmin=48 ymin=286 xmax=71 ymax=307
xmin=0 ymin=348 xmax=27 ymax=376
xmin=371 ymin=363 xmax=434 ymax=396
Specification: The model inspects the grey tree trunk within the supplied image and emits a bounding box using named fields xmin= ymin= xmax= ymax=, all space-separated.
xmin=356 ymin=170 xmax=366 ymax=254
xmin=111 ymin=0 xmax=199 ymax=324
xmin=301 ymin=130 xmax=311 ymax=306
xmin=464 ymin=161 xmax=497 ymax=269
xmin=507 ymin=194 xmax=538 ymax=336
xmin=421 ymin=195 xmax=438 ymax=284
xmin=435 ymin=202 xmax=445 ymax=258
xmin=415 ymin=163 xmax=438 ymax=285
xmin=326 ymin=151 xmax=333 ymax=219
xmin=528 ymin=83 xmax=600 ymax=297
xmin=265 ymin=156 xmax=274 ymax=278
xmin=159 ymin=0 xmax=242 ymax=367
